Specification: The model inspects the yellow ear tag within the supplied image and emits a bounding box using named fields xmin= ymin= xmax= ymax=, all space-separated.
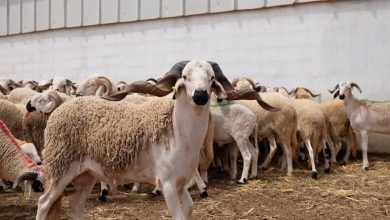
xmin=23 ymin=190 xmax=29 ymax=199
xmin=172 ymin=86 xmax=176 ymax=92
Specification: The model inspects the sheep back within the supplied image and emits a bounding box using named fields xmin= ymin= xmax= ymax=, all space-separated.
xmin=0 ymin=99 xmax=29 ymax=141
xmin=7 ymin=88 xmax=39 ymax=105
xmin=43 ymin=96 xmax=174 ymax=181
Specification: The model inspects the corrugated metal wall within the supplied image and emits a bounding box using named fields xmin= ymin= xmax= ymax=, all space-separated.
xmin=0 ymin=0 xmax=325 ymax=36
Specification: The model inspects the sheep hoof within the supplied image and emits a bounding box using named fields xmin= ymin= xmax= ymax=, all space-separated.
xmin=236 ymin=178 xmax=248 ymax=184
xmin=200 ymin=191 xmax=208 ymax=198
xmin=324 ymin=168 xmax=331 ymax=174
xmin=340 ymin=161 xmax=347 ymax=166
xmin=311 ymin=171 xmax=318 ymax=179
xmin=98 ymin=189 xmax=108 ymax=202
xmin=259 ymin=166 xmax=267 ymax=171
xmin=150 ymin=190 xmax=161 ymax=197
xmin=363 ymin=166 xmax=369 ymax=171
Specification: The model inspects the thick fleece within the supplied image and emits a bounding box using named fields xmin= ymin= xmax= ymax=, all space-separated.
xmin=0 ymin=99 xmax=29 ymax=141
xmin=44 ymin=96 xmax=174 ymax=181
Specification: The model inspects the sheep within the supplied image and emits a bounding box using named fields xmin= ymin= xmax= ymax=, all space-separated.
xmin=329 ymin=81 xmax=390 ymax=170
xmin=36 ymin=60 xmax=276 ymax=220
xmin=38 ymin=77 xmax=76 ymax=95
xmin=231 ymin=77 xmax=297 ymax=176
xmin=210 ymin=99 xmax=259 ymax=184
xmin=292 ymin=99 xmax=330 ymax=178
xmin=0 ymin=120 xmax=45 ymax=198
xmin=0 ymin=99 xmax=30 ymax=141
xmin=290 ymin=86 xmax=357 ymax=164
xmin=19 ymin=80 xmax=42 ymax=92
xmin=76 ymin=75 xmax=117 ymax=97
xmin=6 ymin=88 xmax=39 ymax=105
xmin=24 ymin=90 xmax=73 ymax=155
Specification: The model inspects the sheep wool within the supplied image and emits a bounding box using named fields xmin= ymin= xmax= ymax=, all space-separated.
xmin=23 ymin=112 xmax=49 ymax=154
xmin=7 ymin=88 xmax=39 ymax=105
xmin=0 ymin=99 xmax=29 ymax=141
xmin=44 ymin=96 xmax=174 ymax=181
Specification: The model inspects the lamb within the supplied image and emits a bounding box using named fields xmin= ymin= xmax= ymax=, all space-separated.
xmin=19 ymin=80 xmax=42 ymax=92
xmin=36 ymin=61 xmax=276 ymax=219
xmin=76 ymin=75 xmax=117 ymax=97
xmin=231 ymin=77 xmax=297 ymax=176
xmin=7 ymin=88 xmax=39 ymax=105
xmin=292 ymin=99 xmax=330 ymax=178
xmin=0 ymin=120 xmax=45 ymax=198
xmin=329 ymin=81 xmax=390 ymax=170
xmin=210 ymin=99 xmax=259 ymax=184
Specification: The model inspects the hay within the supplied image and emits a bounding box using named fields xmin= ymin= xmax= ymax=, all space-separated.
xmin=0 ymin=155 xmax=389 ymax=219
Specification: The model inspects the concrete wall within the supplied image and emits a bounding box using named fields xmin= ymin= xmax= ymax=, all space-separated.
xmin=0 ymin=0 xmax=389 ymax=102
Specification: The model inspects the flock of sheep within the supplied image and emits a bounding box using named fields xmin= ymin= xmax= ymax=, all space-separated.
xmin=0 ymin=60 xmax=389 ymax=220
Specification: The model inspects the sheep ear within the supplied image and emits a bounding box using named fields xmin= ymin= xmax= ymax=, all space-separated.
xmin=172 ymin=78 xmax=186 ymax=100
xmin=333 ymin=90 xmax=339 ymax=99
xmin=211 ymin=80 xmax=227 ymax=100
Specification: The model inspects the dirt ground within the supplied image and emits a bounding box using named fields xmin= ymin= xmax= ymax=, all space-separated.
xmin=0 ymin=154 xmax=389 ymax=220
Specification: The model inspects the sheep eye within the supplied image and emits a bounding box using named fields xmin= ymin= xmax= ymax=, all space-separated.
xmin=183 ymin=76 xmax=187 ymax=80
xmin=210 ymin=76 xmax=215 ymax=81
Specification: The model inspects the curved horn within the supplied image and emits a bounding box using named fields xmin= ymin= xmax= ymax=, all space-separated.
xmin=244 ymin=77 xmax=257 ymax=90
xmin=146 ymin=78 xmax=158 ymax=84
xmin=333 ymin=90 xmax=339 ymax=99
xmin=38 ymin=79 xmax=53 ymax=90
xmin=13 ymin=172 xmax=38 ymax=189
xmin=226 ymin=89 xmax=279 ymax=112
xmin=207 ymin=62 xmax=234 ymax=93
xmin=102 ymin=61 xmax=190 ymax=101
xmin=303 ymin=88 xmax=321 ymax=97
xmin=328 ymin=84 xmax=339 ymax=94
xmin=65 ymin=79 xmax=74 ymax=86
xmin=97 ymin=76 xmax=114 ymax=96
xmin=288 ymin=87 xmax=297 ymax=95
xmin=351 ymin=82 xmax=362 ymax=93
xmin=46 ymin=90 xmax=61 ymax=112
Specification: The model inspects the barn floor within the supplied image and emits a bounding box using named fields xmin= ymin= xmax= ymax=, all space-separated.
xmin=1 ymin=155 xmax=389 ymax=220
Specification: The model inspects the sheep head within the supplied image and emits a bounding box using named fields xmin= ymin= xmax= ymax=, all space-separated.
xmin=0 ymin=78 xmax=21 ymax=94
xmin=329 ymin=81 xmax=362 ymax=100
xmin=102 ymin=61 xmax=279 ymax=111
xmin=289 ymin=87 xmax=320 ymax=99
xmin=76 ymin=75 xmax=115 ymax=97
xmin=27 ymin=90 xmax=61 ymax=114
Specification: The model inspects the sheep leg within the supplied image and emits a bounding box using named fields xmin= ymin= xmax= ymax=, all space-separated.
xmin=179 ymin=188 xmax=194 ymax=219
xmin=342 ymin=140 xmax=352 ymax=164
xmin=360 ymin=131 xmax=369 ymax=170
xmin=191 ymin=170 xmax=208 ymax=198
xmin=248 ymin=140 xmax=259 ymax=179
xmin=36 ymin=170 xmax=78 ymax=220
xmin=162 ymin=182 xmax=186 ymax=220
xmin=70 ymin=172 xmax=96 ymax=220
xmin=322 ymin=140 xmax=331 ymax=174
xmin=221 ymin=146 xmax=230 ymax=172
xmin=304 ymin=140 xmax=318 ymax=179
xmin=326 ymin=136 xmax=337 ymax=163
xmin=151 ymin=178 xmax=162 ymax=197
xmin=281 ymin=143 xmax=293 ymax=176
xmin=229 ymin=143 xmax=238 ymax=180
xmin=259 ymin=136 xmax=277 ymax=170
xmin=235 ymin=140 xmax=252 ymax=184
xmin=132 ymin=183 xmax=141 ymax=192
xmin=200 ymin=170 xmax=208 ymax=184
xmin=98 ymin=182 xmax=109 ymax=202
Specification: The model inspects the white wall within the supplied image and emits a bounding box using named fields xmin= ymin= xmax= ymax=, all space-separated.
xmin=0 ymin=0 xmax=389 ymax=102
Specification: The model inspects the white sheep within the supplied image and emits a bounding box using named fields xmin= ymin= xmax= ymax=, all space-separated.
xmin=35 ymin=61 xmax=275 ymax=220
xmin=231 ymin=77 xmax=297 ymax=176
xmin=329 ymin=81 xmax=390 ymax=170
xmin=0 ymin=120 xmax=45 ymax=198
xmin=38 ymin=77 xmax=76 ymax=95
xmin=0 ymin=78 xmax=20 ymax=95
xmin=210 ymin=99 xmax=259 ymax=184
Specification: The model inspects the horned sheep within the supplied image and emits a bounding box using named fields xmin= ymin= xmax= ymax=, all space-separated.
xmin=329 ymin=81 xmax=390 ymax=170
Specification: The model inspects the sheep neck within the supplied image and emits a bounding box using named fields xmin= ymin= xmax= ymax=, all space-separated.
xmin=343 ymin=90 xmax=364 ymax=117
xmin=172 ymin=95 xmax=210 ymax=164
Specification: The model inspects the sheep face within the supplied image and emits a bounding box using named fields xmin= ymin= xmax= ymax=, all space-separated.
xmin=27 ymin=93 xmax=56 ymax=114
xmin=175 ymin=61 xmax=227 ymax=106
xmin=0 ymin=79 xmax=19 ymax=94
xmin=338 ymin=81 xmax=351 ymax=100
